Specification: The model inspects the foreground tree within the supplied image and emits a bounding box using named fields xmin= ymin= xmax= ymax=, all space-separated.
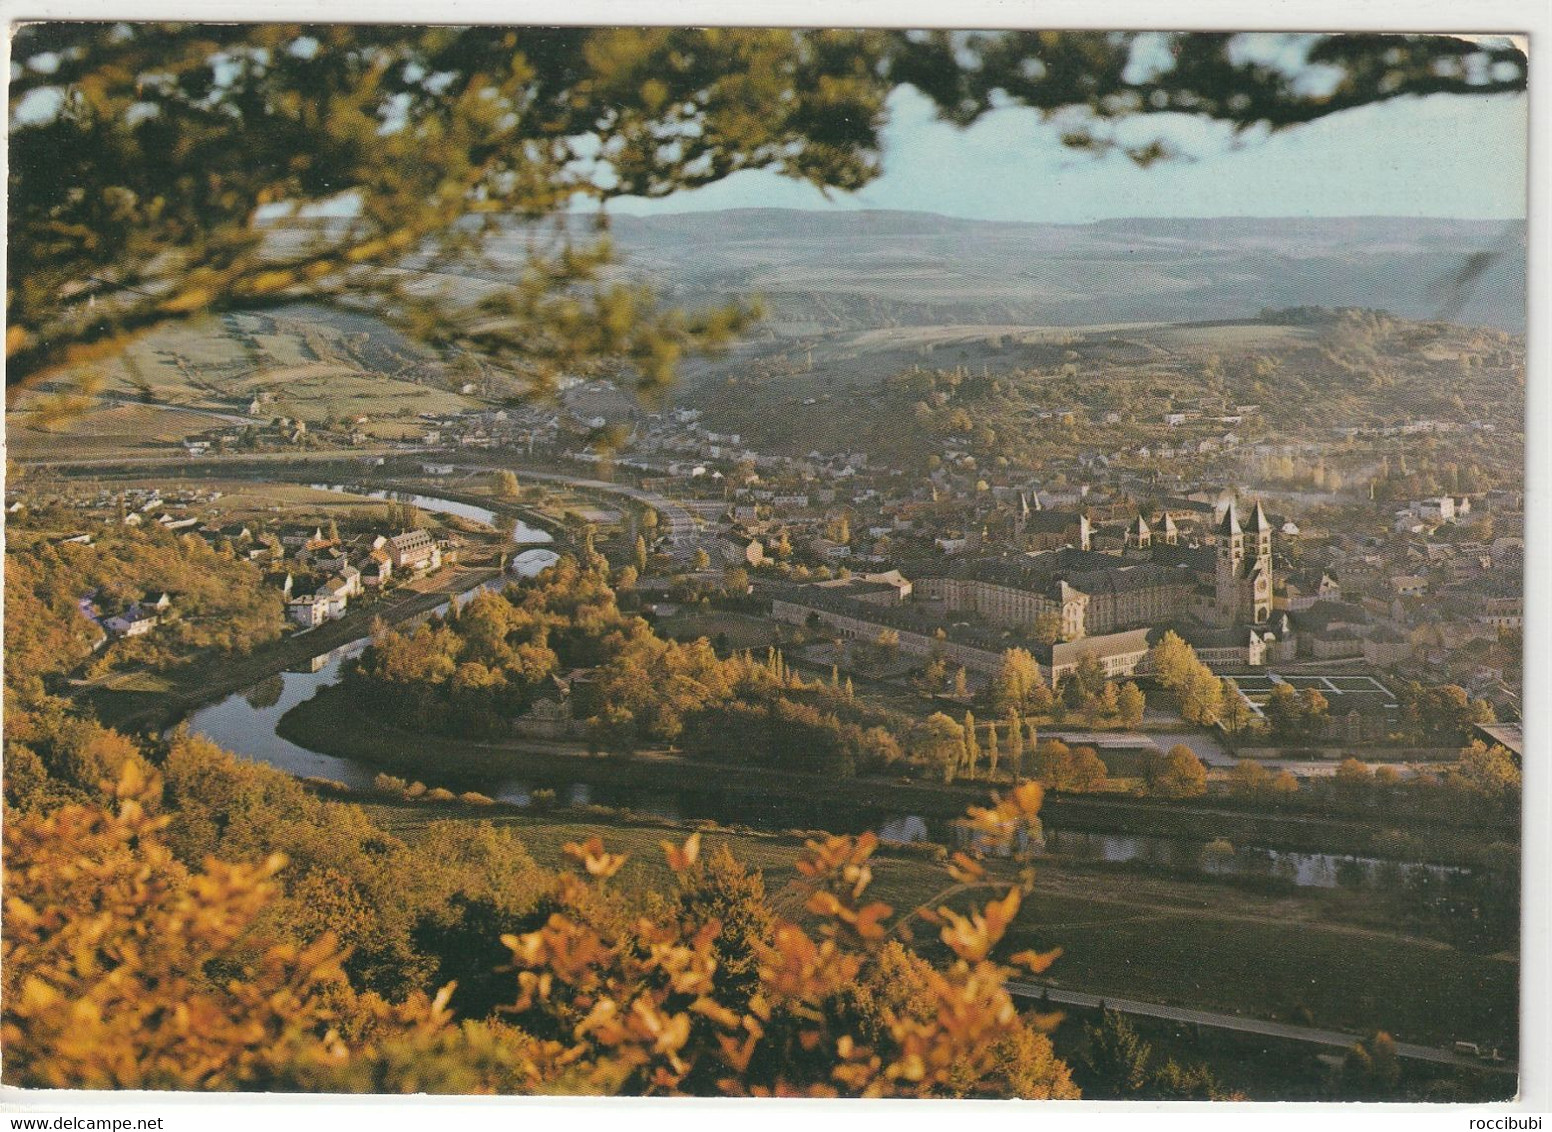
xmin=5 ymin=760 xmax=1075 ymax=1097
xmin=9 ymin=27 xmax=1523 ymax=394
xmin=2 ymin=761 xmax=372 ymax=1089
xmin=1075 ymin=1008 xmax=1239 ymax=1100
xmin=920 ymin=711 xmax=967 ymax=783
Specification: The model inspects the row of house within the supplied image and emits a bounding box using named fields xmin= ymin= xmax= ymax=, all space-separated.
xmin=285 ymin=528 xmax=445 ymax=628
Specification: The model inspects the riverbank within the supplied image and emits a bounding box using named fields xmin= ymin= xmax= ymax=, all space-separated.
xmin=278 ymin=684 xmax=1512 ymax=870
xmin=355 ymin=796 xmax=1518 ymax=1056
xmin=81 ymin=566 xmax=503 ymax=734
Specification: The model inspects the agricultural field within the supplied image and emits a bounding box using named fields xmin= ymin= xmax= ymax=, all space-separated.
xmin=12 ymin=303 xmax=484 ymax=457
xmin=5 ymin=402 xmax=240 ymax=460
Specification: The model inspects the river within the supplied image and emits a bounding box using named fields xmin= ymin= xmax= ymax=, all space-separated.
xmin=310 ymin=483 xmax=554 ymax=545
xmin=186 ymin=632 xmax=1467 ymax=891
xmin=184 ymin=489 xmax=1467 ymax=893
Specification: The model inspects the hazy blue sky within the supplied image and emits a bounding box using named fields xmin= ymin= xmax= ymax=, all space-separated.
xmin=605 ymin=85 xmax=1528 ymax=223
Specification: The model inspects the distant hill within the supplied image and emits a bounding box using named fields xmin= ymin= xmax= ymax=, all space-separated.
xmin=576 ymin=210 xmax=1526 ymax=336
xmin=14 ymin=208 xmax=1524 ymax=465
xmin=671 ymin=309 xmax=1525 ymax=466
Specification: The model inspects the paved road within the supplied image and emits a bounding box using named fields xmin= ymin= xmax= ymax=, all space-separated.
xmin=1146 ymin=730 xmax=1235 ymax=768
xmin=18 ymin=446 xmax=437 ymax=469
xmin=1005 ymin=982 xmax=1516 ymax=1076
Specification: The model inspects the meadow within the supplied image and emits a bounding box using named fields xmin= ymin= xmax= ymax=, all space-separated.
xmin=362 ymin=799 xmax=1519 ymax=1053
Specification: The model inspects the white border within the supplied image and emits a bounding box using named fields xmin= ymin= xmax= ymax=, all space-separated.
xmin=1 ymin=1 xmax=1545 ymax=1128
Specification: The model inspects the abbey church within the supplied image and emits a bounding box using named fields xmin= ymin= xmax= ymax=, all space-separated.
xmin=774 ymin=494 xmax=1299 ymax=686
xmin=1212 ymin=499 xmax=1275 ymax=627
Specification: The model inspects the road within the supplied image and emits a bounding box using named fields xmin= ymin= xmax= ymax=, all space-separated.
xmin=96 ymin=395 xmax=257 ymax=428
xmin=17 ymin=446 xmax=438 ymax=470
xmin=1005 ymin=982 xmax=1516 ymax=1076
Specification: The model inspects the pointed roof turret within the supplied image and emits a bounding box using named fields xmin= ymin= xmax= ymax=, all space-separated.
xmin=1020 ymin=492 xmax=1031 ymax=518
xmin=1127 ymin=513 xmax=1151 ymax=538
xmin=1217 ymin=501 xmax=1242 ymax=537
xmin=1161 ymin=513 xmax=1179 ymax=536
xmin=1250 ymin=499 xmax=1272 ymax=533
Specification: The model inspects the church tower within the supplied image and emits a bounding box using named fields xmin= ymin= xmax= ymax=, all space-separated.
xmin=1246 ymin=500 xmax=1273 ymax=623
xmin=1124 ymin=513 xmax=1151 ymax=556
xmin=1215 ymin=502 xmax=1245 ymax=625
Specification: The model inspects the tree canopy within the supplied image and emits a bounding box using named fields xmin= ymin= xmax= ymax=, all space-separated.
xmin=8 ymin=26 xmax=1525 ymax=395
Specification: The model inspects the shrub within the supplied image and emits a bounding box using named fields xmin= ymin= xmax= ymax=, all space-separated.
xmin=4 ymin=767 xmax=1079 ymax=1098
xmin=375 ymin=772 xmax=410 ymax=796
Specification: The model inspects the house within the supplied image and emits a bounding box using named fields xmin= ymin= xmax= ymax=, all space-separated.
xmin=359 ymin=552 xmax=393 ymax=588
xmin=287 ymin=595 xmax=328 ymax=629
xmin=280 ymin=525 xmax=327 ymax=550
xmin=387 ymin=529 xmax=441 ymax=573
xmin=511 ymin=670 xmax=600 ymax=739
xmin=1363 ymin=625 xmax=1414 ymax=666
xmin=315 ymin=575 xmax=355 ymax=614
xmin=104 ymin=604 xmax=161 ymax=638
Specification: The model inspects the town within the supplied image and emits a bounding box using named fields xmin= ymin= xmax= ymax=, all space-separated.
xmin=2 ymin=22 xmax=1531 ymax=1110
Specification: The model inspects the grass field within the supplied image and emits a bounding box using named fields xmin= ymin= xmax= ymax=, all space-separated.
xmin=11 ymin=304 xmax=485 ymax=459
xmin=655 ymin=611 xmax=781 ymax=651
xmin=203 ymin=482 xmax=394 ymax=520
xmin=6 ymin=403 xmax=229 ymax=459
xmin=359 ymin=800 xmax=1518 ymax=1053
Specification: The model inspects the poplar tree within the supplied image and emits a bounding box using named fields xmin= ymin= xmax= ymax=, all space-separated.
xmin=1007 ymin=708 xmax=1024 ymax=779
xmin=963 ymin=711 xmax=980 ymax=778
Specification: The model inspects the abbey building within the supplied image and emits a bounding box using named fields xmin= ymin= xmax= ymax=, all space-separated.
xmin=915 ymin=498 xmax=1279 ymax=642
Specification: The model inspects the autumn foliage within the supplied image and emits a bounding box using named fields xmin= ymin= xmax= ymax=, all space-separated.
xmin=2 ymin=760 xmax=352 ymax=1089
xmin=3 ymin=752 xmax=1075 ymax=1097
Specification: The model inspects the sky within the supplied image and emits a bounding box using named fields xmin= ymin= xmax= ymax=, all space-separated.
xmin=601 ymin=84 xmax=1529 ymax=225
